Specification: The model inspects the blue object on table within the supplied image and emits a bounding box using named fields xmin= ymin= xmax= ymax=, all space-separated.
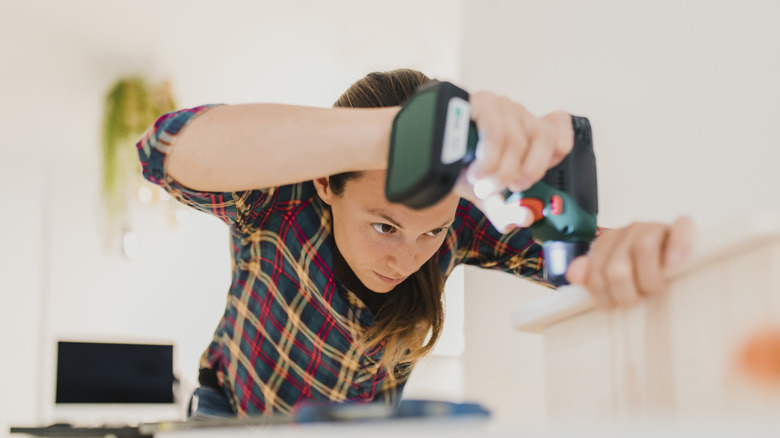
xmin=294 ymin=399 xmax=491 ymax=423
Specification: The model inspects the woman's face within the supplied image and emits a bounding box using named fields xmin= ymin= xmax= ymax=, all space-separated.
xmin=315 ymin=170 xmax=459 ymax=293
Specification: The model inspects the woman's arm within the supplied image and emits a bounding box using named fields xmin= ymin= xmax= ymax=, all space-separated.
xmin=165 ymin=104 xmax=399 ymax=192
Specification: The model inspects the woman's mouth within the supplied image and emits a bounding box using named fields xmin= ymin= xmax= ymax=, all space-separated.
xmin=373 ymin=271 xmax=406 ymax=285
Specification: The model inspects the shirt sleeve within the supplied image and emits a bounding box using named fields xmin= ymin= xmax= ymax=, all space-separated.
xmin=136 ymin=105 xmax=276 ymax=233
xmin=449 ymin=198 xmax=550 ymax=287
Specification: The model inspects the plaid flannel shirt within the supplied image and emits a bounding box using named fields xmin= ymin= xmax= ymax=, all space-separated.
xmin=136 ymin=105 xmax=547 ymax=416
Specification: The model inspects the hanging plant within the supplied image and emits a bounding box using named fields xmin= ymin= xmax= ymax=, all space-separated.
xmin=100 ymin=77 xmax=177 ymax=232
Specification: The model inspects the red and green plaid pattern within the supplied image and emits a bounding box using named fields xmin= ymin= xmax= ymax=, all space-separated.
xmin=136 ymin=105 xmax=547 ymax=416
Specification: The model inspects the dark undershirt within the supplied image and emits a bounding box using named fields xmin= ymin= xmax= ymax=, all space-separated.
xmin=331 ymin=243 xmax=393 ymax=316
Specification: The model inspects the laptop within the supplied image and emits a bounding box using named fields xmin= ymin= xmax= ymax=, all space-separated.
xmin=11 ymin=340 xmax=181 ymax=437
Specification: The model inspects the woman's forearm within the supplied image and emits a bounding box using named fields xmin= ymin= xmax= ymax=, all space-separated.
xmin=165 ymin=104 xmax=399 ymax=192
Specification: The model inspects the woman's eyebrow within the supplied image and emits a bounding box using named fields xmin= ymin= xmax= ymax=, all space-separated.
xmin=368 ymin=209 xmax=404 ymax=229
xmin=368 ymin=208 xmax=454 ymax=232
xmin=432 ymin=219 xmax=455 ymax=231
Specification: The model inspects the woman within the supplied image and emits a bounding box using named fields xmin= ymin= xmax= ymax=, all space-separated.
xmin=137 ymin=69 xmax=693 ymax=417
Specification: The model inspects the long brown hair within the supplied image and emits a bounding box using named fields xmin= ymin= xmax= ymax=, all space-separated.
xmin=331 ymin=69 xmax=445 ymax=372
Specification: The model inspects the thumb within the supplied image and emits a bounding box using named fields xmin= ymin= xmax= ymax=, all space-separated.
xmin=664 ymin=216 xmax=696 ymax=269
xmin=480 ymin=194 xmax=534 ymax=233
xmin=566 ymin=255 xmax=590 ymax=286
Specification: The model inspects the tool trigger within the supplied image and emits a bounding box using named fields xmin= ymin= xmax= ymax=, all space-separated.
xmin=518 ymin=198 xmax=545 ymax=222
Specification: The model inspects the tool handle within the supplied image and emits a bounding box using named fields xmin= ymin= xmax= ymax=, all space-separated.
xmin=502 ymin=116 xmax=598 ymax=243
xmin=499 ymin=117 xmax=598 ymax=286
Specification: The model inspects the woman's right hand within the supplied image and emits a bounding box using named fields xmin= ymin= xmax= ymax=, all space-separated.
xmin=454 ymin=91 xmax=575 ymax=232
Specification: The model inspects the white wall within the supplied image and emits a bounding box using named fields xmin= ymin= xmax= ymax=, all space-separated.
xmin=459 ymin=0 xmax=780 ymax=228
xmin=0 ymin=162 xmax=46 ymax=432
xmin=0 ymin=0 xmax=464 ymax=434
xmin=458 ymin=0 xmax=780 ymax=422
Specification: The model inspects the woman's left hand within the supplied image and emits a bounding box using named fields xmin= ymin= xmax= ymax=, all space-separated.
xmin=565 ymin=217 xmax=696 ymax=308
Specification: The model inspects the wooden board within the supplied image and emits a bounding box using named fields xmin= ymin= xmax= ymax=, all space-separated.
xmin=512 ymin=213 xmax=780 ymax=417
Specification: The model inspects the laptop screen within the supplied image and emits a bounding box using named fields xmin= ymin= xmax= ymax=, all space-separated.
xmin=55 ymin=341 xmax=175 ymax=404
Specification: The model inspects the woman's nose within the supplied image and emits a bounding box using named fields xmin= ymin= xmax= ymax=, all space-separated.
xmin=388 ymin=243 xmax=420 ymax=276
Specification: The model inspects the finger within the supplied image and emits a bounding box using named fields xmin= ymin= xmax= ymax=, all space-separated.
xmin=600 ymin=224 xmax=643 ymax=307
xmin=513 ymin=118 xmax=555 ymax=191
xmin=541 ymin=111 xmax=574 ymax=166
xmin=631 ymin=223 xmax=668 ymax=296
xmin=566 ymin=255 xmax=590 ymax=286
xmin=469 ymin=93 xmax=508 ymax=178
xmin=496 ymin=110 xmax=530 ymax=191
xmin=480 ymin=194 xmax=533 ymax=232
xmin=664 ymin=216 xmax=696 ymax=270
xmin=586 ymin=229 xmax=621 ymax=309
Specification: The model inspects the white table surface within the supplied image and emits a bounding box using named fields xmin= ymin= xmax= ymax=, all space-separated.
xmin=152 ymin=414 xmax=780 ymax=438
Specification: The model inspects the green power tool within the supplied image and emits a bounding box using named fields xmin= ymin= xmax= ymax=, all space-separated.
xmin=385 ymin=81 xmax=598 ymax=287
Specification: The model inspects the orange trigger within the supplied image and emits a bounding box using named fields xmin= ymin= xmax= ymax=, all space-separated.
xmin=518 ymin=198 xmax=545 ymax=223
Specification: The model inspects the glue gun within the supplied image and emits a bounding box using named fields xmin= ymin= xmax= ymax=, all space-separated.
xmin=385 ymin=81 xmax=598 ymax=287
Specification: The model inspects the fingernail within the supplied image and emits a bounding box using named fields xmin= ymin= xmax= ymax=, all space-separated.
xmin=665 ymin=249 xmax=684 ymax=268
xmin=473 ymin=177 xmax=500 ymax=200
xmin=481 ymin=194 xmax=515 ymax=232
xmin=514 ymin=206 xmax=534 ymax=227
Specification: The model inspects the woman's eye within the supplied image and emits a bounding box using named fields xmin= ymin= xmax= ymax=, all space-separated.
xmin=372 ymin=223 xmax=395 ymax=235
xmin=425 ymin=227 xmax=445 ymax=237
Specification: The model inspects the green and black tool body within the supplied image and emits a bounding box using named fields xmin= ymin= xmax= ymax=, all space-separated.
xmin=385 ymin=81 xmax=598 ymax=287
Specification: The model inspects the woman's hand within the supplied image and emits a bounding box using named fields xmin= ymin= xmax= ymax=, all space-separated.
xmin=566 ymin=217 xmax=696 ymax=308
xmin=456 ymin=90 xmax=696 ymax=308
xmin=454 ymin=91 xmax=575 ymax=231
xmin=467 ymin=91 xmax=574 ymax=193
